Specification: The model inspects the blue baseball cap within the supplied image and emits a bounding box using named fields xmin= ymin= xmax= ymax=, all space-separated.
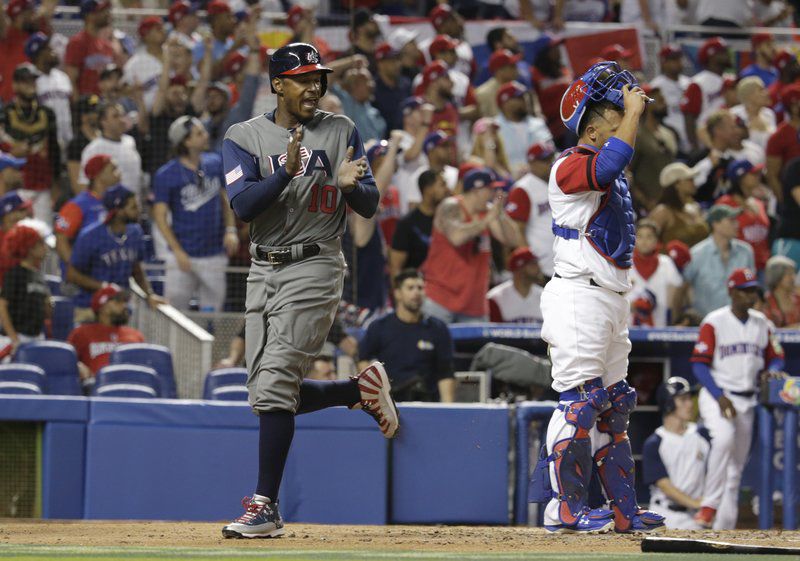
xmin=725 ymin=159 xmax=764 ymax=181
xmin=0 ymin=191 xmax=31 ymax=217
xmin=366 ymin=140 xmax=389 ymax=164
xmin=462 ymin=168 xmax=498 ymax=193
xmin=24 ymin=32 xmax=49 ymax=61
xmin=102 ymin=185 xmax=134 ymax=211
xmin=423 ymin=130 xmax=453 ymax=154
xmin=0 ymin=152 xmax=26 ymax=171
xmin=401 ymin=96 xmax=424 ymax=115
xmin=80 ymin=0 xmax=110 ymax=17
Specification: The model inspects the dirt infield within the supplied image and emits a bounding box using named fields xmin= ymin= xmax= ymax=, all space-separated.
xmin=2 ymin=520 xmax=800 ymax=555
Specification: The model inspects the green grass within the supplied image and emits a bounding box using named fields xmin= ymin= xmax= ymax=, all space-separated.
xmin=0 ymin=546 xmax=797 ymax=561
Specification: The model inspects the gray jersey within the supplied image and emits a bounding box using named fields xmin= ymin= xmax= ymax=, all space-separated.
xmin=223 ymin=110 xmax=372 ymax=247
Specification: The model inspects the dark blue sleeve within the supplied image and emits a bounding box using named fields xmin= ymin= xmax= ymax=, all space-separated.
xmin=433 ymin=319 xmax=455 ymax=381
xmin=152 ymin=165 xmax=171 ymax=205
xmin=768 ymin=358 xmax=785 ymax=371
xmin=70 ymin=231 xmax=92 ymax=271
xmin=641 ymin=434 xmax=668 ymax=486
xmin=697 ymin=426 xmax=712 ymax=443
xmin=692 ymin=362 xmax=724 ymax=400
xmin=342 ymin=127 xmax=379 ymax=219
xmin=222 ymin=138 xmax=292 ymax=223
xmin=594 ymin=137 xmax=634 ymax=186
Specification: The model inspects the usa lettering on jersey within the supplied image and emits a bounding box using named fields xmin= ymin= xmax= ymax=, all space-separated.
xmin=267 ymin=148 xmax=333 ymax=178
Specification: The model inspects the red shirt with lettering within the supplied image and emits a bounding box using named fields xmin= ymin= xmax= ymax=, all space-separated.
xmin=67 ymin=323 xmax=145 ymax=374
xmin=64 ymin=30 xmax=114 ymax=96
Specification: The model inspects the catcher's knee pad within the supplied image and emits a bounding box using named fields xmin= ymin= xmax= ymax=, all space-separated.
xmin=594 ymin=380 xmax=639 ymax=528
xmin=529 ymin=382 xmax=609 ymax=525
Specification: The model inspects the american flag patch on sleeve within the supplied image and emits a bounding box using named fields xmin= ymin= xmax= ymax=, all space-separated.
xmin=225 ymin=165 xmax=243 ymax=186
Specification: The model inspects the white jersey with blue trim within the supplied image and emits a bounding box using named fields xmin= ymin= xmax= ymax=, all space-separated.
xmin=643 ymin=423 xmax=710 ymax=505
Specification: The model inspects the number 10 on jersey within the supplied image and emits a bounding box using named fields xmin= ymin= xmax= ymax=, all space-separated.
xmin=307 ymin=184 xmax=338 ymax=214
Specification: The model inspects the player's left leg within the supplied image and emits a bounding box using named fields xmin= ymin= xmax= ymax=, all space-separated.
xmin=594 ymin=302 xmax=665 ymax=534
xmin=712 ymin=398 xmax=756 ymax=529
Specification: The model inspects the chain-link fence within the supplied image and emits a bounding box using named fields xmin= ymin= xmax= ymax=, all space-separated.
xmin=0 ymin=422 xmax=40 ymax=518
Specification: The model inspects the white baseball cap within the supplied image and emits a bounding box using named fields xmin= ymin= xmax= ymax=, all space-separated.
xmin=659 ymin=162 xmax=699 ymax=188
xmin=388 ymin=28 xmax=419 ymax=51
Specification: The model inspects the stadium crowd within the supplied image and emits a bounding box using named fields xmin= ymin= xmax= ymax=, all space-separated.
xmin=0 ymin=0 xmax=799 ymax=398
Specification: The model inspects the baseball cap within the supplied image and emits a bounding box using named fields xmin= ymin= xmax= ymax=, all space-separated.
xmin=79 ymin=0 xmax=110 ymax=17
xmin=429 ymin=34 xmax=458 ymax=58
xmin=388 ymin=28 xmax=418 ymax=51
xmin=401 ymin=96 xmax=423 ymax=115
xmin=508 ymin=247 xmax=537 ymax=272
xmin=84 ymin=154 xmax=114 ymax=181
xmin=6 ymin=0 xmax=32 ymax=18
xmin=102 ymin=185 xmax=134 ymax=212
xmin=24 ymin=32 xmax=50 ymax=61
xmin=726 ymin=159 xmax=764 ymax=181
xmin=462 ymin=168 xmax=498 ymax=193
xmin=423 ymin=130 xmax=453 ymax=154
xmin=3 ymin=224 xmax=41 ymax=259
xmin=206 ymin=0 xmax=231 ymax=17
xmin=601 ymin=43 xmax=634 ymax=61
xmin=422 ymin=60 xmax=449 ymax=85
xmin=0 ymin=191 xmax=32 ymax=217
xmin=659 ymin=162 xmax=698 ymax=188
xmin=366 ymin=140 xmax=388 ymax=164
xmin=223 ymin=51 xmax=246 ymax=76
xmin=722 ymin=73 xmax=738 ymax=90
xmin=752 ymin=32 xmax=773 ymax=49
xmin=781 ymin=83 xmax=800 ymax=107
xmin=91 ymin=284 xmax=128 ymax=313
xmin=728 ymin=267 xmax=759 ymax=290
xmin=457 ymin=161 xmax=481 ymax=180
xmin=527 ymin=141 xmax=556 ymax=162
xmin=489 ymin=49 xmax=522 ymax=74
xmin=659 ymin=44 xmax=682 ymax=60
xmin=472 ymin=117 xmax=498 ymax=136
xmin=656 ymin=376 xmax=692 ymax=414
xmin=286 ymin=5 xmax=307 ymax=29
xmin=429 ymin=4 xmax=453 ymax=29
xmin=774 ymin=50 xmax=795 ymax=72
xmin=208 ymin=81 xmax=232 ymax=101
xmin=698 ymin=36 xmax=728 ymax=66
xmin=13 ymin=62 xmax=41 ymax=82
xmin=168 ymin=0 xmax=197 ymax=24
xmin=168 ymin=115 xmax=204 ymax=147
xmin=375 ymin=42 xmax=399 ymax=61
xmin=666 ymin=240 xmax=691 ymax=272
xmin=496 ymin=81 xmax=526 ymax=106
xmin=138 ymin=16 xmax=163 ymax=38
xmin=706 ymin=204 xmax=742 ymax=224
xmin=0 ymin=151 xmax=27 ymax=171
xmin=99 ymin=63 xmax=122 ymax=80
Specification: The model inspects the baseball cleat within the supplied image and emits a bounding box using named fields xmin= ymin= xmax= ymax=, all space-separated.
xmin=355 ymin=362 xmax=400 ymax=439
xmin=694 ymin=506 xmax=716 ymax=529
xmin=615 ymin=509 xmax=666 ymax=534
xmin=222 ymin=497 xmax=285 ymax=539
xmin=545 ymin=508 xmax=615 ymax=534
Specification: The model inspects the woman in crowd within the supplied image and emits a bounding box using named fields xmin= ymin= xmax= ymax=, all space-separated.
xmin=648 ymin=163 xmax=710 ymax=248
xmin=468 ymin=117 xmax=512 ymax=180
xmin=763 ymin=255 xmax=800 ymax=328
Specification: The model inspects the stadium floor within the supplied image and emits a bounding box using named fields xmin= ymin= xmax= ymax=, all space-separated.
xmin=1 ymin=521 xmax=799 ymax=560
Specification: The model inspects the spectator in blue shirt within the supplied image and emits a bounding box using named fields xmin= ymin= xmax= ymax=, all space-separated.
xmin=738 ymin=32 xmax=778 ymax=87
xmin=372 ymin=42 xmax=411 ymax=134
xmin=359 ymin=269 xmax=456 ymax=402
xmin=681 ymin=205 xmax=755 ymax=318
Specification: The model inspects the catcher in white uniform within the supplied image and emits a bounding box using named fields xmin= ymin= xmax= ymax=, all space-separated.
xmin=691 ymin=267 xmax=785 ymax=529
xmin=527 ymin=61 xmax=665 ymax=534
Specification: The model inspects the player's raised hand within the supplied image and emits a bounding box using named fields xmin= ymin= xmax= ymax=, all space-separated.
xmin=717 ymin=395 xmax=737 ymax=419
xmin=621 ymin=84 xmax=647 ymax=117
xmin=337 ymin=146 xmax=367 ymax=193
xmin=285 ymin=126 xmax=303 ymax=176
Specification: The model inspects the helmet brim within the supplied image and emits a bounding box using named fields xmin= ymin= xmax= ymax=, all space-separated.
xmin=279 ymin=64 xmax=333 ymax=76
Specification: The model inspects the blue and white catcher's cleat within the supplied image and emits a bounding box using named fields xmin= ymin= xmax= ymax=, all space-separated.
xmin=545 ymin=508 xmax=616 ymax=534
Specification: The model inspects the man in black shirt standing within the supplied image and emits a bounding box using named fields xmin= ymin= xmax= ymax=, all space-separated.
xmin=389 ymin=169 xmax=449 ymax=277
xmin=773 ymin=155 xmax=800 ymax=265
xmin=66 ymin=94 xmax=100 ymax=194
xmin=359 ymin=269 xmax=455 ymax=402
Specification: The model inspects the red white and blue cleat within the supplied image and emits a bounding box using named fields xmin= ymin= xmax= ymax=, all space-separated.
xmin=222 ymin=496 xmax=285 ymax=539
xmin=354 ymin=362 xmax=400 ymax=439
xmin=545 ymin=508 xmax=615 ymax=534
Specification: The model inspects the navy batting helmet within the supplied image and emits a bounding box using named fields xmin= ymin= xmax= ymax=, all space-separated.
xmin=655 ymin=376 xmax=692 ymax=416
xmin=269 ymin=42 xmax=333 ymax=95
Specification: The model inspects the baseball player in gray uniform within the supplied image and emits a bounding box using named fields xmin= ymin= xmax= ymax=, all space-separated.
xmin=220 ymin=43 xmax=400 ymax=539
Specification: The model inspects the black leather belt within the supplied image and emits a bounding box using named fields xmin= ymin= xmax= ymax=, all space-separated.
xmin=255 ymin=243 xmax=321 ymax=265
xmin=553 ymin=273 xmax=624 ymax=296
xmin=730 ymin=390 xmax=755 ymax=397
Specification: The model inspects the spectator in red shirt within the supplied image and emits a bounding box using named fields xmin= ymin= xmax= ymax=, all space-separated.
xmin=417 ymin=61 xmax=460 ymax=138
xmin=0 ymin=0 xmax=55 ymax=103
xmin=767 ymin=50 xmax=800 ymax=117
xmin=64 ymin=0 xmax=114 ymax=97
xmin=67 ymin=283 xmax=145 ymax=391
xmin=766 ymin=84 xmax=800 ymax=201
xmin=763 ymin=255 xmax=800 ymax=328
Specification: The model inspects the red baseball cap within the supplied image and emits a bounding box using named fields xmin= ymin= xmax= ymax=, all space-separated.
xmin=91 ymin=284 xmax=127 ymax=313
xmin=84 ymin=154 xmax=113 ymax=181
xmin=6 ymin=0 xmax=32 ymax=18
xmin=286 ymin=5 xmax=306 ymax=29
xmin=138 ymin=16 xmax=163 ymax=38
xmin=666 ymin=240 xmax=690 ymax=271
xmin=223 ymin=51 xmax=246 ymax=76
xmin=781 ymin=83 xmax=800 ymax=107
xmin=527 ymin=141 xmax=556 ymax=162
xmin=601 ymin=43 xmax=634 ymax=61
xmin=429 ymin=4 xmax=453 ymax=29
xmin=457 ymin=161 xmax=481 ymax=180
xmin=489 ymin=49 xmax=522 ymax=74
xmin=429 ymin=34 xmax=458 ymax=58
xmin=774 ymin=50 xmax=795 ymax=71
xmin=422 ymin=60 xmax=449 ymax=84
xmin=698 ymin=36 xmax=728 ymax=66
xmin=496 ymin=81 xmax=526 ymax=106
xmin=751 ymin=32 xmax=773 ymax=49
xmin=508 ymin=247 xmax=537 ymax=272
xmin=659 ymin=44 xmax=682 ymax=60
xmin=206 ymin=0 xmax=231 ymax=17
xmin=728 ymin=267 xmax=759 ymax=290
xmin=168 ymin=0 xmax=196 ymax=24
xmin=375 ymin=42 xmax=399 ymax=61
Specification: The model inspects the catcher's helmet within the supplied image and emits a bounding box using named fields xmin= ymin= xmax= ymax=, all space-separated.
xmin=269 ymin=42 xmax=333 ymax=95
xmin=560 ymin=60 xmax=639 ymax=135
xmin=655 ymin=376 xmax=692 ymax=416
